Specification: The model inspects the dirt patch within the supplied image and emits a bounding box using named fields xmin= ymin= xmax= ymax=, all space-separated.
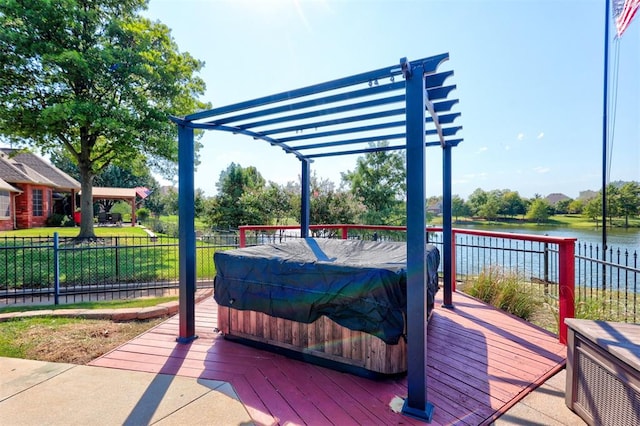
xmin=13 ymin=318 xmax=164 ymax=364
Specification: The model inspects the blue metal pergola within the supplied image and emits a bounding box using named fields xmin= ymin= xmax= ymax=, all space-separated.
xmin=172 ymin=54 xmax=462 ymax=422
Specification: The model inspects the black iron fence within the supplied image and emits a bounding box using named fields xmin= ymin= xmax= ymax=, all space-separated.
xmin=240 ymin=225 xmax=639 ymax=325
xmin=0 ymin=233 xmax=238 ymax=306
xmin=1 ymin=227 xmax=638 ymax=327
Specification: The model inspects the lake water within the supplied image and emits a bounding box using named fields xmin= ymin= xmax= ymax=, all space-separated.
xmin=454 ymin=224 xmax=639 ymax=254
xmin=441 ymin=223 xmax=639 ymax=295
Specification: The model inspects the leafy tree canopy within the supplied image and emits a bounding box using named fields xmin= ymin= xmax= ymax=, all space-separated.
xmin=526 ymin=198 xmax=551 ymax=223
xmin=0 ymin=0 xmax=208 ymax=238
xmin=341 ymin=141 xmax=406 ymax=225
xmin=207 ymin=163 xmax=267 ymax=228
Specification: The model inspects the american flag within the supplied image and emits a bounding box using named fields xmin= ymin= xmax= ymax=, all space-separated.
xmin=135 ymin=186 xmax=152 ymax=199
xmin=613 ymin=0 xmax=640 ymax=37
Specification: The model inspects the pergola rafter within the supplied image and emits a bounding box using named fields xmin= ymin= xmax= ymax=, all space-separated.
xmin=173 ymin=54 xmax=463 ymax=422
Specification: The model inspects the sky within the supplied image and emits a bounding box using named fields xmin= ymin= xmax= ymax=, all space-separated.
xmin=144 ymin=0 xmax=639 ymax=200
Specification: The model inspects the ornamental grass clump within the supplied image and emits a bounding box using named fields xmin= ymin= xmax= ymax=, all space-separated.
xmin=466 ymin=267 xmax=538 ymax=321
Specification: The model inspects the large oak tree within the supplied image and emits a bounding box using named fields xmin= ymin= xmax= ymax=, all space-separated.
xmin=0 ymin=0 xmax=207 ymax=238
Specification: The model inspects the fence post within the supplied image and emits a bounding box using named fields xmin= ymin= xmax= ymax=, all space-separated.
xmin=341 ymin=225 xmax=348 ymax=240
xmin=558 ymin=240 xmax=576 ymax=344
xmin=115 ymin=236 xmax=120 ymax=282
xmin=239 ymin=227 xmax=246 ymax=248
xmin=543 ymin=242 xmax=549 ymax=295
xmin=53 ymin=232 xmax=60 ymax=305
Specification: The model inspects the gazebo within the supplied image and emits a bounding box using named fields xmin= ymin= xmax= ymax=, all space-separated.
xmin=78 ymin=186 xmax=150 ymax=226
xmin=173 ymin=54 xmax=463 ymax=422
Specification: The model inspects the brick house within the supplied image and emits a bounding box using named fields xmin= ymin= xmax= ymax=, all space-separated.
xmin=0 ymin=149 xmax=80 ymax=231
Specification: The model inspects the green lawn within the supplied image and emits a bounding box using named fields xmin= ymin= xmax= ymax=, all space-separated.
xmin=153 ymin=215 xmax=209 ymax=231
xmin=0 ymin=226 xmax=218 ymax=288
xmin=0 ymin=226 xmax=150 ymax=238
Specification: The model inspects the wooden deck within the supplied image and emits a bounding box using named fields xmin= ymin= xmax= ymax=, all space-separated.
xmin=90 ymin=291 xmax=567 ymax=425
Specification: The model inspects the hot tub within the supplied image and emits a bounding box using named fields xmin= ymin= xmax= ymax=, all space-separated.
xmin=214 ymin=238 xmax=439 ymax=377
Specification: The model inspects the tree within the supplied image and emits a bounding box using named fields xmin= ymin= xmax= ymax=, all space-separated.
xmin=526 ymin=199 xmax=551 ymax=223
xmin=261 ymin=182 xmax=295 ymax=226
xmin=208 ymin=163 xmax=266 ymax=228
xmin=466 ymin=188 xmax=488 ymax=217
xmin=194 ymin=188 xmax=207 ymax=218
xmin=554 ymin=198 xmax=572 ymax=215
xmin=451 ymin=195 xmax=471 ymax=221
xmin=583 ymin=197 xmax=601 ymax=225
xmin=156 ymin=187 xmax=179 ymax=217
xmin=617 ymin=182 xmax=640 ymax=228
xmin=309 ymin=176 xmax=364 ymax=230
xmin=605 ymin=184 xmax=620 ymax=227
xmin=0 ymin=0 xmax=207 ymax=239
xmin=568 ymin=199 xmax=584 ymax=214
xmin=341 ymin=141 xmax=406 ymax=225
xmin=500 ymin=190 xmax=527 ymax=218
xmin=478 ymin=195 xmax=500 ymax=221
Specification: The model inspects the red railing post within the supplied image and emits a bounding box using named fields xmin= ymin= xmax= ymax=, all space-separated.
xmin=557 ymin=240 xmax=575 ymax=345
xmin=341 ymin=225 xmax=348 ymax=239
xmin=239 ymin=227 xmax=246 ymax=248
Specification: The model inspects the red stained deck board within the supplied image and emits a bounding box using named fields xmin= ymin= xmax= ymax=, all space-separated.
xmin=90 ymin=291 xmax=567 ymax=425
xmin=434 ymin=305 xmax=564 ymax=358
xmin=215 ymin=374 xmax=277 ymax=426
xmin=252 ymin=364 xmax=331 ymax=423
xmin=263 ymin=361 xmax=380 ymax=426
xmin=427 ymin=333 xmax=554 ymax=392
xmin=299 ymin=369 xmax=410 ymax=425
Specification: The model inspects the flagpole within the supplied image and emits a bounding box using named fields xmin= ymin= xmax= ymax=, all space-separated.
xmin=602 ymin=0 xmax=610 ymax=289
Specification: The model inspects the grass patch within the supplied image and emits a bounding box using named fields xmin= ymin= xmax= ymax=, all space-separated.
xmin=574 ymin=293 xmax=639 ymax=323
xmin=0 ymin=296 xmax=179 ymax=314
xmin=0 ymin=316 xmax=164 ymax=363
xmin=462 ymin=270 xmax=640 ymax=335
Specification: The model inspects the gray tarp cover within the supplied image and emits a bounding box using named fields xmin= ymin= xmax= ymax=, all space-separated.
xmin=214 ymin=238 xmax=440 ymax=344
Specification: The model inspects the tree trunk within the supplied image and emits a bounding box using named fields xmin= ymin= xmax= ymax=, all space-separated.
xmin=77 ymin=168 xmax=97 ymax=240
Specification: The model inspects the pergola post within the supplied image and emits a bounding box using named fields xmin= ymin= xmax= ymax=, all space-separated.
xmin=177 ymin=122 xmax=197 ymax=343
xmin=442 ymin=142 xmax=454 ymax=308
xmin=401 ymin=58 xmax=434 ymax=422
xmin=300 ymin=159 xmax=311 ymax=238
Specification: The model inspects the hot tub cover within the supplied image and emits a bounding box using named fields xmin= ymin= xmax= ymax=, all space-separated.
xmin=214 ymin=238 xmax=440 ymax=344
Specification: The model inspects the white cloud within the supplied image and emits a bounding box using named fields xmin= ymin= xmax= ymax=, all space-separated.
xmin=504 ymin=144 xmax=511 ymax=151
xmin=533 ymin=166 xmax=550 ymax=174
xmin=477 ymin=146 xmax=488 ymax=153
xmin=461 ymin=172 xmax=488 ymax=180
xmin=537 ymin=132 xmax=545 ymax=139
xmin=517 ymin=133 xmax=525 ymax=141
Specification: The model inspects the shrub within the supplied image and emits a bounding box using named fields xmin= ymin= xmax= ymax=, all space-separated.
xmin=465 ymin=266 xmax=501 ymax=302
xmin=136 ymin=207 xmax=150 ymax=223
xmin=466 ymin=266 xmax=538 ymax=321
xmin=46 ymin=213 xmax=73 ymax=227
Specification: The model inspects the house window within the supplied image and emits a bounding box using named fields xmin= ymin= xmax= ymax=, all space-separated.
xmin=0 ymin=191 xmax=9 ymax=218
xmin=33 ymin=189 xmax=43 ymax=217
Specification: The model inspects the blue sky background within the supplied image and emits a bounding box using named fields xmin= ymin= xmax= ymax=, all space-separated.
xmin=146 ymin=0 xmax=639 ymax=200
